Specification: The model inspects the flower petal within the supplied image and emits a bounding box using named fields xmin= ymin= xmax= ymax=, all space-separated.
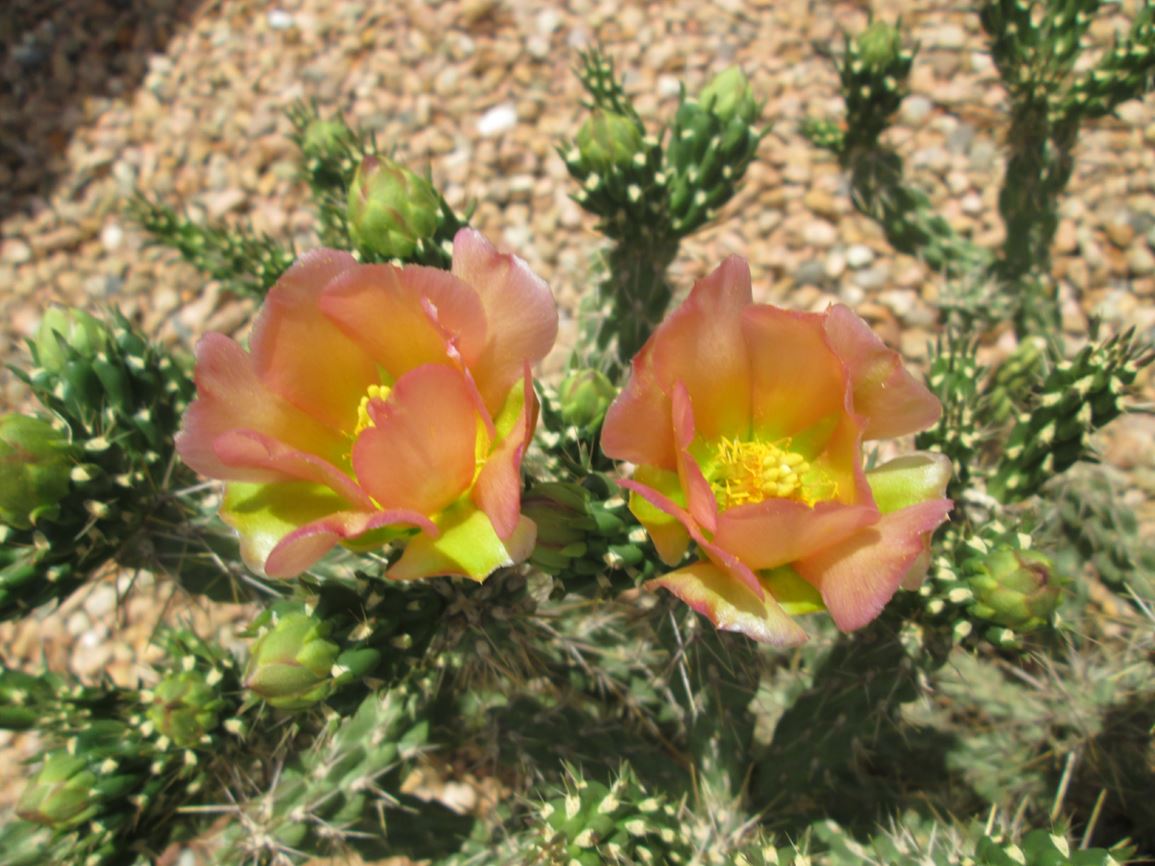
xmin=266 ymin=508 xmax=437 ymax=579
xmin=713 ymin=499 xmax=878 ymax=571
xmin=647 ymin=560 xmax=808 ymax=646
xmin=177 ymin=333 xmax=345 ymax=480
xmin=450 ymin=229 xmax=558 ymax=414
xmin=388 ymin=504 xmax=536 ymax=582
xmin=620 ymin=478 xmax=765 ymax=600
xmin=742 ymin=305 xmax=848 ymax=441
xmin=472 ymin=372 xmax=536 ymax=540
xmin=625 ymin=467 xmax=691 ymax=565
xmin=823 ymin=304 xmax=941 ymax=439
xmin=352 ymin=365 xmax=480 ymax=516
xmin=794 ymin=499 xmax=954 ymax=632
xmin=250 ymin=248 xmax=379 ymax=433
xmin=671 ymin=381 xmax=718 ymax=533
xmin=601 ymin=349 xmax=676 ymax=469
xmin=213 ymin=430 xmax=374 ymax=510
xmin=866 ymin=452 xmax=953 ymax=514
xmin=319 ymin=263 xmax=487 ymax=377
xmin=602 ymin=256 xmax=754 ymax=467
xmin=221 ymin=481 xmax=435 ymax=578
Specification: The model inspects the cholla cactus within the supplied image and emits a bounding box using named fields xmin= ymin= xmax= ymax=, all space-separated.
xmin=0 ymin=307 xmax=254 ymax=619
xmin=989 ymin=329 xmax=1153 ymax=501
xmin=521 ymin=479 xmax=650 ymax=593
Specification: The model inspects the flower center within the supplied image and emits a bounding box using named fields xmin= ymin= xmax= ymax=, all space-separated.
xmin=708 ymin=436 xmax=835 ymax=510
xmin=353 ymin=384 xmax=392 ymax=437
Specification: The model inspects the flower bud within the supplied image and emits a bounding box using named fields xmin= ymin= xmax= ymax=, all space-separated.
xmin=147 ymin=669 xmax=225 ymax=748
xmin=857 ymin=21 xmax=904 ymax=70
xmin=34 ymin=307 xmax=109 ymax=373
xmin=576 ymin=111 xmax=644 ymax=172
xmin=699 ymin=67 xmax=759 ymax=126
xmin=558 ymin=369 xmax=617 ymax=430
xmin=346 ymin=156 xmax=440 ymax=260
xmin=966 ymin=547 xmax=1060 ymax=631
xmin=17 ymin=753 xmax=98 ymax=827
xmin=301 ymin=118 xmax=348 ymax=157
xmin=244 ymin=610 xmax=341 ymax=710
xmin=0 ymin=415 xmax=72 ymax=529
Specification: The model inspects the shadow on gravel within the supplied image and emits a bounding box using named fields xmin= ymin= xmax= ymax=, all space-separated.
xmin=0 ymin=0 xmax=203 ymax=221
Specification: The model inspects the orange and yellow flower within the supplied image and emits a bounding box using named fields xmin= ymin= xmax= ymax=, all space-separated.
xmin=601 ymin=257 xmax=952 ymax=644
xmin=177 ymin=229 xmax=558 ymax=582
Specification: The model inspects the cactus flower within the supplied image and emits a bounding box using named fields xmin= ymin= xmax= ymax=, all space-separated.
xmin=177 ymin=228 xmax=557 ymax=581
xmin=601 ymin=258 xmax=952 ymax=644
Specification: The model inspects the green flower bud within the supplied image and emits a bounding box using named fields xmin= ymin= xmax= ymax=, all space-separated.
xmin=524 ymin=483 xmax=593 ymax=549
xmin=0 ymin=415 xmax=72 ymax=529
xmin=34 ymin=307 xmax=110 ymax=373
xmin=301 ymin=118 xmax=348 ymax=157
xmin=699 ymin=67 xmax=759 ymax=126
xmin=967 ymin=547 xmax=1060 ymax=631
xmin=16 ymin=753 xmax=98 ymax=827
xmin=347 ymin=156 xmax=441 ymax=260
xmin=244 ymin=610 xmax=341 ymax=710
xmin=558 ymin=369 xmax=617 ymax=430
xmin=857 ymin=21 xmax=903 ymax=70
xmin=576 ymin=111 xmax=644 ymax=172
xmin=147 ymin=669 xmax=226 ymax=748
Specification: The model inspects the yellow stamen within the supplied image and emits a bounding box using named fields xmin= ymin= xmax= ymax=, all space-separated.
xmin=708 ymin=436 xmax=835 ymax=510
xmin=353 ymin=384 xmax=392 ymax=436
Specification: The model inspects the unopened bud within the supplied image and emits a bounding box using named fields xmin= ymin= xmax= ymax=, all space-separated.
xmin=857 ymin=21 xmax=904 ymax=70
xmin=148 ymin=669 xmax=226 ymax=748
xmin=967 ymin=547 xmax=1060 ymax=631
xmin=301 ymin=118 xmax=348 ymax=157
xmin=0 ymin=415 xmax=72 ymax=529
xmin=34 ymin=307 xmax=110 ymax=373
xmin=576 ymin=111 xmax=644 ymax=172
xmin=244 ymin=611 xmax=340 ymax=710
xmin=559 ymin=369 xmax=617 ymax=430
xmin=347 ymin=156 xmax=440 ymax=260
xmin=17 ymin=753 xmax=98 ymax=827
xmin=699 ymin=67 xmax=759 ymax=126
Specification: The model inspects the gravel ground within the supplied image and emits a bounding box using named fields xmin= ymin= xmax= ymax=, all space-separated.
xmin=1 ymin=0 xmax=1154 ymax=848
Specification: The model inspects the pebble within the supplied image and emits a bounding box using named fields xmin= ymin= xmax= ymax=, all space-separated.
xmin=803 ymin=219 xmax=838 ymax=248
xmin=845 ymin=244 xmax=874 ymax=269
xmin=1128 ymin=244 xmax=1155 ymax=276
xmin=267 ymin=9 xmax=295 ymax=30
xmin=100 ymin=221 xmax=124 ymax=253
xmin=477 ymin=103 xmax=518 ymax=137
xmin=902 ymin=95 xmax=933 ymax=125
xmin=824 ymin=249 xmax=846 ymax=279
xmin=1105 ymin=218 xmax=1135 ymax=248
xmin=794 ymin=259 xmax=827 ymax=287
